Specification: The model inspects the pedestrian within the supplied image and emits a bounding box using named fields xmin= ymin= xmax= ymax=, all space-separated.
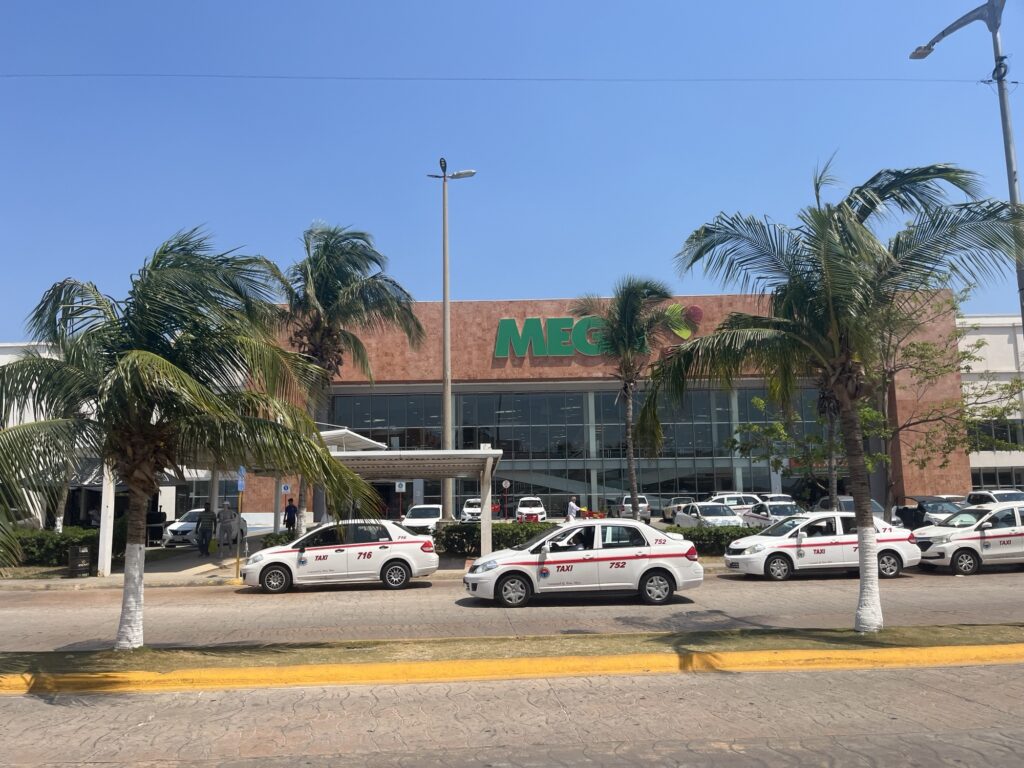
xmin=284 ymin=497 xmax=298 ymax=535
xmin=195 ymin=503 xmax=216 ymax=558
xmin=566 ymin=496 xmax=580 ymax=523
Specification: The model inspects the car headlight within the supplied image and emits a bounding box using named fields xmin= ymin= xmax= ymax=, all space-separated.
xmin=742 ymin=543 xmax=765 ymax=555
xmin=246 ymin=553 xmax=264 ymax=566
xmin=472 ymin=559 xmax=499 ymax=574
xmin=932 ymin=535 xmax=951 ymax=546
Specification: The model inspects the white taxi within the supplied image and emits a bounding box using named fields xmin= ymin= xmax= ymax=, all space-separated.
xmin=741 ymin=501 xmax=802 ymax=528
xmin=723 ymin=511 xmax=920 ymax=580
xmin=242 ymin=519 xmax=439 ymax=593
xmin=463 ymin=519 xmax=703 ymax=607
xmin=913 ymin=503 xmax=1024 ymax=575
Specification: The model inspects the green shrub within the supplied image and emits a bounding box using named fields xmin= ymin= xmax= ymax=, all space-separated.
xmin=665 ymin=525 xmax=750 ymax=556
xmin=434 ymin=522 xmax=557 ymax=556
xmin=13 ymin=527 xmax=101 ymax=566
xmin=260 ymin=532 xmax=294 ymax=550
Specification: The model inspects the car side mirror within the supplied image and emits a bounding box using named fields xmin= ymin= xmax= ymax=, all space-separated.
xmin=796 ymin=532 xmax=807 ymax=541
xmin=979 ymin=522 xmax=993 ymax=530
xmin=541 ymin=542 xmax=551 ymax=554
xmin=297 ymin=546 xmax=305 ymax=554
xmin=692 ymin=511 xmax=701 ymax=518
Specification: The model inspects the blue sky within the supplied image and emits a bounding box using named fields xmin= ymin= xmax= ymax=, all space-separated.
xmin=0 ymin=1 xmax=1020 ymax=338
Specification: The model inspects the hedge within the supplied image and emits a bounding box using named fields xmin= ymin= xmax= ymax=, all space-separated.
xmin=434 ymin=522 xmax=557 ymax=557
xmin=260 ymin=532 xmax=294 ymax=550
xmin=13 ymin=527 xmax=101 ymax=567
xmin=664 ymin=525 xmax=751 ymax=557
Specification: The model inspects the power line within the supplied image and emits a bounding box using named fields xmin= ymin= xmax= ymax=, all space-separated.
xmin=0 ymin=72 xmax=985 ymax=85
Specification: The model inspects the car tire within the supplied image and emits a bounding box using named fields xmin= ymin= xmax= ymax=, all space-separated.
xmin=951 ymin=548 xmax=981 ymax=576
xmin=639 ymin=569 xmax=674 ymax=605
xmin=381 ymin=560 xmax=411 ymax=590
xmin=259 ymin=564 xmax=292 ymax=594
xmin=877 ymin=551 xmax=902 ymax=579
xmin=496 ymin=573 xmax=532 ymax=608
xmin=764 ymin=554 xmax=793 ymax=581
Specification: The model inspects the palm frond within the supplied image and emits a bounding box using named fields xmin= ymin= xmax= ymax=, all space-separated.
xmin=843 ymin=164 xmax=982 ymax=224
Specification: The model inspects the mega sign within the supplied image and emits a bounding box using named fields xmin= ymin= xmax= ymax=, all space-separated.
xmin=493 ymin=305 xmax=703 ymax=358
xmin=494 ymin=316 xmax=604 ymax=358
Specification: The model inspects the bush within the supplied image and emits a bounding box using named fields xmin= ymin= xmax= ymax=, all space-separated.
xmin=434 ymin=522 xmax=557 ymax=556
xmin=260 ymin=532 xmax=294 ymax=550
xmin=13 ymin=527 xmax=101 ymax=566
xmin=665 ymin=525 xmax=750 ymax=557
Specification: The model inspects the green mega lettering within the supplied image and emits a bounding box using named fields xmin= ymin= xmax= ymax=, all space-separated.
xmin=493 ymin=316 xmax=605 ymax=358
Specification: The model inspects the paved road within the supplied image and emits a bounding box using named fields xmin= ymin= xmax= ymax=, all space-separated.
xmin=3 ymin=664 xmax=1022 ymax=766
xmin=2 ymin=567 xmax=1023 ymax=651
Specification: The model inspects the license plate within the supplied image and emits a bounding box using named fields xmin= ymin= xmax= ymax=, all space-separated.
xmin=728 ymin=562 xmax=739 ymax=569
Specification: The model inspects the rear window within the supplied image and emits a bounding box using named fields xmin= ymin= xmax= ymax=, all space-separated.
xmin=406 ymin=507 xmax=441 ymax=519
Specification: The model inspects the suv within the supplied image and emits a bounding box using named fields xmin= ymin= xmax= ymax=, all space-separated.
xmin=663 ymin=495 xmax=696 ymax=522
xmin=706 ymin=493 xmax=761 ymax=515
xmin=515 ymin=497 xmax=547 ymax=522
xmin=618 ymin=495 xmax=651 ymax=523
xmin=914 ymin=503 xmax=1024 ymax=575
xmin=402 ymin=504 xmax=443 ymax=533
xmin=461 ymin=498 xmax=482 ymax=522
xmin=964 ymin=489 xmax=1024 ymax=506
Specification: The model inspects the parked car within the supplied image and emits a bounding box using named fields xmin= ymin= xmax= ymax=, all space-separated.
xmin=618 ymin=494 xmax=651 ymax=523
xmin=815 ymin=495 xmax=887 ymax=516
xmin=893 ymin=495 xmax=963 ymax=528
xmin=706 ymin=493 xmax=761 ymax=516
xmin=724 ymin=511 xmax=920 ymax=580
xmin=162 ymin=508 xmax=248 ymax=548
xmin=673 ymin=502 xmax=744 ymax=528
xmin=401 ymin=504 xmax=444 ymax=533
xmin=463 ymin=519 xmax=703 ymax=607
xmin=757 ymin=493 xmax=794 ymax=503
xmin=964 ymin=489 xmax=1024 ymax=506
xmin=741 ymin=501 xmax=802 ymax=528
xmin=515 ymin=496 xmax=547 ymax=522
xmin=662 ymin=495 xmax=696 ymax=522
xmin=913 ymin=503 xmax=1024 ymax=575
xmin=461 ymin=498 xmax=482 ymax=523
xmin=242 ymin=519 xmax=438 ymax=593
xmin=934 ymin=494 xmax=967 ymax=506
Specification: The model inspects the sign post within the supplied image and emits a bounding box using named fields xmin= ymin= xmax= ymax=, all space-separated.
xmin=395 ymin=481 xmax=406 ymax=520
xmin=501 ymin=479 xmax=510 ymax=520
xmin=235 ymin=467 xmax=246 ymax=579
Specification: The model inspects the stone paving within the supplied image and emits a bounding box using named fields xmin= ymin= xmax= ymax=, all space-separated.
xmin=2 ymin=567 xmax=1022 ymax=652
xmin=3 ymin=664 xmax=1022 ymax=766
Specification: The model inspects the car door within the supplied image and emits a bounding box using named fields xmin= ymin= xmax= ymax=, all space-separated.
xmin=294 ymin=526 xmax=346 ymax=582
xmin=977 ymin=508 xmax=1022 ymax=561
xmin=744 ymin=503 xmax=771 ymax=528
xmin=344 ymin=522 xmax=394 ymax=579
xmin=793 ymin=516 xmax=842 ymax=568
xmin=674 ymin=504 xmax=699 ymax=528
xmin=598 ymin=524 xmax=650 ymax=589
xmin=536 ymin=526 xmax=600 ymax=592
xmin=838 ymin=515 xmax=862 ymax=566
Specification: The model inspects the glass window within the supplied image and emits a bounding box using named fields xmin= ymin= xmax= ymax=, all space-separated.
xmin=460 ymin=396 xmax=476 ymax=426
xmin=841 ymin=517 xmax=858 ymax=534
xmin=546 ymin=393 xmax=566 ymax=424
xmin=345 ymin=523 xmax=391 ymax=543
xmin=406 ymin=395 xmax=424 ymax=426
xmin=531 ymin=426 xmax=549 ymax=459
xmin=529 ymin=394 xmax=549 ymax=424
xmin=388 ymin=395 xmax=406 ymax=427
xmin=301 ymin=527 xmax=341 ymax=548
xmin=802 ymin=517 xmax=836 ymax=537
xmin=602 ymin=525 xmax=648 ymax=549
xmin=333 ymin=397 xmax=353 ymax=429
xmin=987 ymin=509 xmax=1017 ymax=530
xmin=424 ymin=396 xmax=441 ymax=426
xmin=693 ymin=424 xmax=713 ymax=457
xmin=513 ymin=426 xmax=530 ymax=459
xmin=475 ymin=395 xmax=496 ymax=426
xmin=370 ymin=396 xmax=388 ymax=427
xmin=351 ymin=397 xmax=371 ymax=429
xmin=564 ymin=394 xmax=584 ymax=424
xmin=549 ymin=425 xmax=567 ymax=459
xmin=690 ymin=391 xmax=711 ymax=422
xmin=549 ymin=526 xmax=596 ymax=551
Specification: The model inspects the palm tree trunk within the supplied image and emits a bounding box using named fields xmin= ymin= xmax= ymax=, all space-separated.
xmin=826 ymin=412 xmax=839 ymax=510
xmin=624 ymin=382 xmax=640 ymax=520
xmin=114 ymin=483 xmax=149 ymax=650
xmin=297 ymin=477 xmax=309 ymax=536
xmin=835 ymin=388 xmax=882 ymax=633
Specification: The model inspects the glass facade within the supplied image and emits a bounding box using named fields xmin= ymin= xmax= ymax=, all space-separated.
xmin=334 ymin=386 xmax=821 ymax=517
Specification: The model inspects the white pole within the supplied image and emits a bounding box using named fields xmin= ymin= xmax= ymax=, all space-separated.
xmin=273 ymin=475 xmax=283 ymax=534
xmin=480 ymin=456 xmax=494 ymax=556
xmin=441 ymin=164 xmax=454 ymax=520
xmin=97 ymin=463 xmax=115 ymax=577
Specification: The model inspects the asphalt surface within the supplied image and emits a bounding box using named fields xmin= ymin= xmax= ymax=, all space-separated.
xmin=3 ymin=664 xmax=1022 ymax=766
xmin=2 ymin=566 xmax=1023 ymax=651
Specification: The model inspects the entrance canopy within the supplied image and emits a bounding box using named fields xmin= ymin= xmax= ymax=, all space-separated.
xmin=329 ymin=448 xmax=501 ymax=481
xmin=321 ymin=428 xmax=387 ymax=453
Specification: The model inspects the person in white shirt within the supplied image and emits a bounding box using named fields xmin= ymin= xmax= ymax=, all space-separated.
xmin=566 ymin=496 xmax=580 ymax=522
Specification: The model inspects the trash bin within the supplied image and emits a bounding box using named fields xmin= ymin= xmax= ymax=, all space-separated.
xmin=67 ymin=545 xmax=91 ymax=578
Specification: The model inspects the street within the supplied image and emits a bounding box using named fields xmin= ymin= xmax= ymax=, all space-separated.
xmin=2 ymin=568 xmax=1022 ymax=651
xmin=3 ymin=663 xmax=1022 ymax=766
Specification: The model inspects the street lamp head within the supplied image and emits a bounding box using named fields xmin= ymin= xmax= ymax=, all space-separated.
xmin=449 ymin=170 xmax=477 ymax=179
xmin=910 ymin=45 xmax=933 ymax=60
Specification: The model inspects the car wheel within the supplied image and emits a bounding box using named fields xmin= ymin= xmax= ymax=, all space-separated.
xmin=496 ymin=573 xmax=532 ymax=608
xmin=764 ymin=554 xmax=792 ymax=581
xmin=639 ymin=570 xmax=674 ymax=605
xmin=260 ymin=564 xmax=292 ymax=594
xmin=381 ymin=560 xmax=411 ymax=589
xmin=877 ymin=551 xmax=902 ymax=579
xmin=951 ymin=548 xmax=980 ymax=576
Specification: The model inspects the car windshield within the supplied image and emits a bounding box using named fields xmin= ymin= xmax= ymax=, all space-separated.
xmin=760 ymin=517 xmax=807 ymax=537
xmin=699 ymin=505 xmax=734 ymax=517
xmin=406 ymin=508 xmax=440 ymax=519
xmin=919 ymin=500 xmax=960 ymax=516
xmin=520 ymin=499 xmax=541 ymax=507
xmin=179 ymin=510 xmax=200 ymax=523
xmin=465 ymin=500 xmax=481 ymax=508
xmin=671 ymin=497 xmax=692 ymax=505
xmin=511 ymin=527 xmax=559 ymax=551
xmin=838 ymin=498 xmax=885 ymax=514
xmin=939 ymin=509 xmax=987 ymax=528
xmin=768 ymin=504 xmax=799 ymax=516
xmin=993 ymin=491 xmax=1024 ymax=501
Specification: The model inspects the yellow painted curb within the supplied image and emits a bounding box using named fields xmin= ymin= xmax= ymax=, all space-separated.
xmin=2 ymin=642 xmax=1022 ymax=697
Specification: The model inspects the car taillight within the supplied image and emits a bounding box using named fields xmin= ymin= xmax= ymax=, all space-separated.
xmin=907 ymin=533 xmax=916 ymax=545
xmin=421 ymin=541 xmax=435 ymax=553
xmin=684 ymin=545 xmax=699 ymax=561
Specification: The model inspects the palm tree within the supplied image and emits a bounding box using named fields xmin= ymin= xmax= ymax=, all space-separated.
xmin=641 ymin=163 xmax=1018 ymax=632
xmin=287 ymin=224 xmax=424 ymax=525
xmin=572 ymin=277 xmax=678 ymax=519
xmin=0 ymin=229 xmax=374 ymax=649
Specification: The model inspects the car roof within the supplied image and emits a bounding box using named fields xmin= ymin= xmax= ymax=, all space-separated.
xmin=519 ymin=496 xmax=542 ymax=500
xmin=764 ymin=500 xmax=797 ymax=505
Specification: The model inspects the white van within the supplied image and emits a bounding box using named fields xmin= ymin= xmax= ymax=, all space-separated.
xmin=402 ymin=504 xmax=443 ymax=533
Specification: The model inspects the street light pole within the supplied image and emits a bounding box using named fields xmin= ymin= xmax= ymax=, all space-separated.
xmin=428 ymin=158 xmax=476 ymax=519
xmin=911 ymin=0 xmax=1024 ymax=321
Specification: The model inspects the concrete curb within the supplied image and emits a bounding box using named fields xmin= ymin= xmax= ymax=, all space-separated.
xmin=3 ymin=642 xmax=1022 ymax=697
